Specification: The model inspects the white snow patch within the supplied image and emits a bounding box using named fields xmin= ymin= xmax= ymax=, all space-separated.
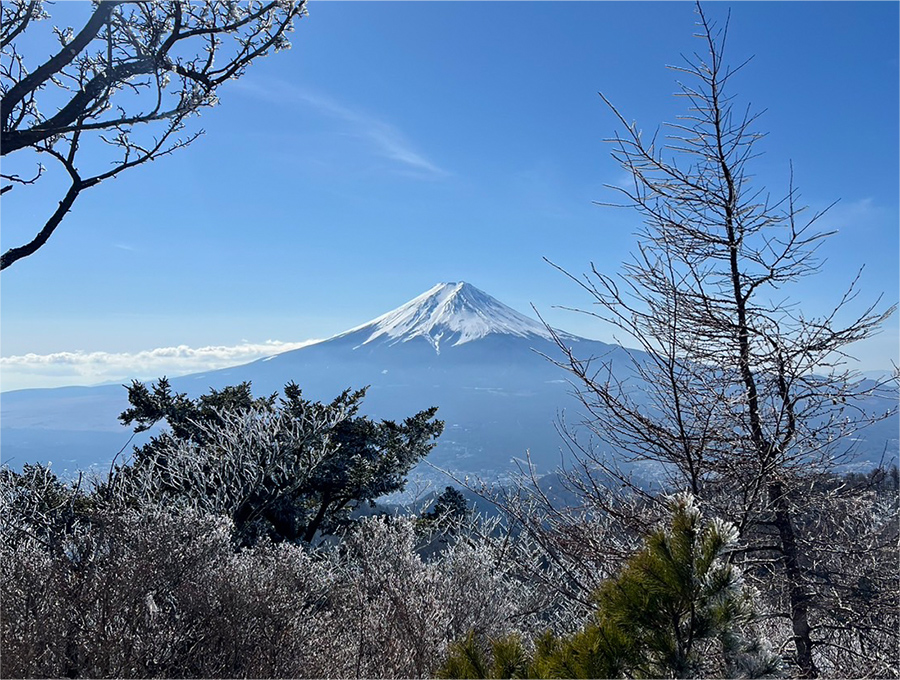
xmin=332 ymin=282 xmax=576 ymax=353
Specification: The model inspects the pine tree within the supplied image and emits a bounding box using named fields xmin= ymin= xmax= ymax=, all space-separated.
xmin=113 ymin=379 xmax=444 ymax=545
xmin=438 ymin=631 xmax=532 ymax=680
xmin=421 ymin=486 xmax=472 ymax=527
xmin=580 ymin=494 xmax=779 ymax=678
xmin=438 ymin=495 xmax=780 ymax=678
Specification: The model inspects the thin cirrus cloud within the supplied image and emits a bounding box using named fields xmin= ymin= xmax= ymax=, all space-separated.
xmin=0 ymin=339 xmax=322 ymax=392
xmin=234 ymin=77 xmax=447 ymax=178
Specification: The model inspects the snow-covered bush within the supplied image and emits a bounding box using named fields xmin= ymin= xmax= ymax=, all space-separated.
xmin=0 ymin=509 xmax=556 ymax=678
xmin=300 ymin=515 xmax=558 ymax=678
xmin=1 ymin=507 xmax=344 ymax=677
xmin=2 ymin=509 xmax=234 ymax=677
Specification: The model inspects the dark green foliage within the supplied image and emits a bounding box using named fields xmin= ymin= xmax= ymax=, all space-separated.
xmin=438 ymin=495 xmax=780 ymax=679
xmin=491 ymin=633 xmax=531 ymax=679
xmin=537 ymin=620 xmax=637 ymax=679
xmin=116 ymin=378 xmax=444 ymax=545
xmin=282 ymin=383 xmax=444 ymax=542
xmin=120 ymin=377 xmax=275 ymax=441
xmin=439 ymin=631 xmax=531 ymax=680
xmin=439 ymin=631 xmax=490 ymax=679
xmin=585 ymin=494 xmax=776 ymax=678
xmin=422 ymin=486 xmax=472 ymax=525
xmin=433 ymin=486 xmax=471 ymax=520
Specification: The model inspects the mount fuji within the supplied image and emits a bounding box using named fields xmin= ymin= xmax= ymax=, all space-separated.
xmin=334 ymin=281 xmax=577 ymax=352
xmin=1 ymin=282 xmax=621 ymax=480
xmin=1 ymin=282 xmax=896 ymax=482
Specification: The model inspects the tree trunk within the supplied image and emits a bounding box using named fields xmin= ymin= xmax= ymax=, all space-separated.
xmin=303 ymin=493 xmax=331 ymax=544
xmin=769 ymin=480 xmax=818 ymax=678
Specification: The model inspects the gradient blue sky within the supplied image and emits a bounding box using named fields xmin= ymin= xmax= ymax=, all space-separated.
xmin=2 ymin=1 xmax=898 ymax=391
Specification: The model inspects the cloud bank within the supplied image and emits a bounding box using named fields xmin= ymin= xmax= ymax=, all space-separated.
xmin=1 ymin=339 xmax=321 ymax=392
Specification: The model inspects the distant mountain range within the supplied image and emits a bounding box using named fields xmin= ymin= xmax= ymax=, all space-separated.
xmin=2 ymin=282 xmax=896 ymax=486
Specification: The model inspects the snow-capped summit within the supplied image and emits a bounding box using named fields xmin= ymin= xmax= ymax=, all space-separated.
xmin=335 ymin=282 xmax=567 ymax=353
xmin=4 ymin=281 xmax=896 ymax=479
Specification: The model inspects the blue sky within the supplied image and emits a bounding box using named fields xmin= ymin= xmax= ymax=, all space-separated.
xmin=2 ymin=1 xmax=898 ymax=391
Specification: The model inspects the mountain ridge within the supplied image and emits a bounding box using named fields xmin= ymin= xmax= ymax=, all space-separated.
xmin=1 ymin=282 xmax=896 ymax=482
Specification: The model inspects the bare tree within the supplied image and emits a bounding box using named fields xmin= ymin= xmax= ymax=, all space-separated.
xmin=549 ymin=5 xmax=897 ymax=677
xmin=0 ymin=0 xmax=307 ymax=270
xmin=451 ymin=454 xmax=652 ymax=619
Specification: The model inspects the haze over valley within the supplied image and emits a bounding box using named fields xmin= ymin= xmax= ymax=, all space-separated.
xmin=3 ymin=282 xmax=896 ymax=487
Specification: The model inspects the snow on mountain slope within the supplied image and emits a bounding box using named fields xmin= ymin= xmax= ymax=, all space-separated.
xmin=4 ymin=281 xmax=894 ymax=480
xmin=333 ymin=282 xmax=575 ymax=353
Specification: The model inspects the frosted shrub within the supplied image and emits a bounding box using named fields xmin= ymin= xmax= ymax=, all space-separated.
xmin=311 ymin=516 xmax=554 ymax=679
xmin=0 ymin=463 xmax=92 ymax=551
xmin=0 ymin=537 xmax=58 ymax=676
xmin=0 ymin=507 xmax=544 ymax=678
xmin=0 ymin=509 xmax=337 ymax=678
xmin=1 ymin=509 xmax=234 ymax=677
xmin=185 ymin=539 xmax=336 ymax=678
xmin=109 ymin=405 xmax=341 ymax=527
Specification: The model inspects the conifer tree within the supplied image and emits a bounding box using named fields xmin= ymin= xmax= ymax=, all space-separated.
xmin=420 ymin=486 xmax=471 ymax=527
xmin=113 ymin=379 xmax=443 ymax=545
xmin=438 ymin=494 xmax=779 ymax=679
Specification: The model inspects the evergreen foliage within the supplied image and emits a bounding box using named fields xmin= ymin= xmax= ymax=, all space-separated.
xmin=421 ymin=486 xmax=472 ymax=527
xmin=438 ymin=631 xmax=531 ymax=679
xmin=115 ymin=378 xmax=444 ymax=544
xmin=438 ymin=494 xmax=780 ymax=679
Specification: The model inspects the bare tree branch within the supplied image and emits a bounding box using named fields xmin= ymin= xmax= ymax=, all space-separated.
xmin=1 ymin=0 xmax=308 ymax=270
xmin=547 ymin=3 xmax=897 ymax=676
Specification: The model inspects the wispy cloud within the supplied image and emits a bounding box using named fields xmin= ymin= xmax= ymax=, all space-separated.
xmin=0 ymin=339 xmax=322 ymax=392
xmin=234 ymin=78 xmax=447 ymax=178
xmin=816 ymin=197 xmax=887 ymax=233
